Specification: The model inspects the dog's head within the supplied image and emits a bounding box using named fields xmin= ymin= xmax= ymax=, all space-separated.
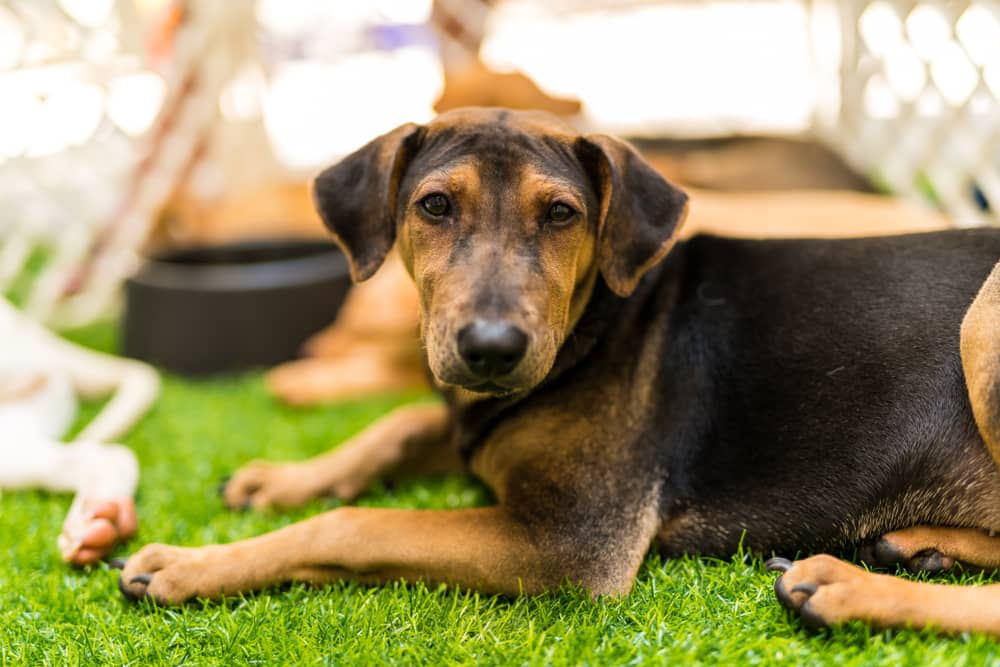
xmin=315 ymin=108 xmax=688 ymax=396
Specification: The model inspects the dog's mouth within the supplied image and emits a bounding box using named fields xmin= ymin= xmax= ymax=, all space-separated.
xmin=464 ymin=380 xmax=516 ymax=396
xmin=435 ymin=365 xmax=530 ymax=397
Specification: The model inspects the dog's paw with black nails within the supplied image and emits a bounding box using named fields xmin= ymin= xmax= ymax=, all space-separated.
xmin=767 ymin=554 xmax=876 ymax=631
xmin=117 ymin=543 xmax=236 ymax=605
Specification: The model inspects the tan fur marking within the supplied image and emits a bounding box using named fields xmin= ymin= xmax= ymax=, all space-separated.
xmin=962 ymin=260 xmax=1000 ymax=465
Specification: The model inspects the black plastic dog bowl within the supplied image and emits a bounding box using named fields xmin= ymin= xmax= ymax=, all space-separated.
xmin=122 ymin=239 xmax=351 ymax=376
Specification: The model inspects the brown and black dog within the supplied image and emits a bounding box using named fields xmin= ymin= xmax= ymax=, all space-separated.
xmin=118 ymin=108 xmax=1000 ymax=636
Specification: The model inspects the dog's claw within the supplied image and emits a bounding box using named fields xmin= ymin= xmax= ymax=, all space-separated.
xmin=118 ymin=575 xmax=137 ymax=600
xmin=108 ymin=557 xmax=128 ymax=570
xmin=774 ymin=576 xmax=795 ymax=610
xmin=118 ymin=574 xmax=153 ymax=602
xmin=798 ymin=601 xmax=831 ymax=632
xmin=766 ymin=557 xmax=793 ymax=573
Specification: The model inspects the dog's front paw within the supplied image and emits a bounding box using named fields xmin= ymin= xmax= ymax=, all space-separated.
xmin=116 ymin=543 xmax=238 ymax=605
xmin=222 ymin=458 xmax=369 ymax=511
xmin=221 ymin=460 xmax=327 ymax=511
xmin=767 ymin=554 xmax=877 ymax=630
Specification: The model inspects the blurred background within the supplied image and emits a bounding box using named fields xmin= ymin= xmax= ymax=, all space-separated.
xmin=0 ymin=0 xmax=998 ymax=330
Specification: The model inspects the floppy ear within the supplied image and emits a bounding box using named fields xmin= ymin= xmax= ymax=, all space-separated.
xmin=576 ymin=135 xmax=689 ymax=297
xmin=313 ymin=123 xmax=423 ymax=281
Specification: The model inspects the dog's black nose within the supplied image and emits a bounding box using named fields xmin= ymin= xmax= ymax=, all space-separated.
xmin=458 ymin=320 xmax=528 ymax=378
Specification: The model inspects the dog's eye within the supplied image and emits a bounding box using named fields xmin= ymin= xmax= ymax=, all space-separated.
xmin=547 ymin=202 xmax=576 ymax=224
xmin=420 ymin=194 xmax=450 ymax=218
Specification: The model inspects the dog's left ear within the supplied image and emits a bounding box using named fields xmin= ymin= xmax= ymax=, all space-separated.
xmin=576 ymin=135 xmax=689 ymax=297
xmin=313 ymin=123 xmax=424 ymax=282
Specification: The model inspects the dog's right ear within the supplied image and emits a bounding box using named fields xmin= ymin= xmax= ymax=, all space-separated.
xmin=575 ymin=134 xmax=688 ymax=297
xmin=313 ymin=123 xmax=423 ymax=281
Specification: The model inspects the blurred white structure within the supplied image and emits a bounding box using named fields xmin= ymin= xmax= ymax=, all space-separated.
xmin=826 ymin=0 xmax=1000 ymax=228
xmin=0 ymin=0 xmax=166 ymax=326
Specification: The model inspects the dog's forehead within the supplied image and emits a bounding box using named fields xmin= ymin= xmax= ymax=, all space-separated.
xmin=412 ymin=109 xmax=583 ymax=182
xmin=428 ymin=107 xmax=577 ymax=136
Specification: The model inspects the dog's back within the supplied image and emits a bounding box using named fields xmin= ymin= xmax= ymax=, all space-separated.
xmin=650 ymin=229 xmax=1000 ymax=556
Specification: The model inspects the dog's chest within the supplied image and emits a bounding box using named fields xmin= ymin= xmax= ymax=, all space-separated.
xmin=467 ymin=368 xmax=663 ymax=513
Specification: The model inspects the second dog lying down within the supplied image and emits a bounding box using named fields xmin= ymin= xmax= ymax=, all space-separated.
xmin=0 ymin=297 xmax=159 ymax=564
xmin=119 ymin=109 xmax=1000 ymax=638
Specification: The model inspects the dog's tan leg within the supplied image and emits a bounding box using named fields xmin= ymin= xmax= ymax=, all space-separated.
xmin=117 ymin=502 xmax=654 ymax=605
xmin=770 ymin=555 xmax=1000 ymax=636
xmin=773 ymin=262 xmax=1000 ymax=636
xmin=222 ymin=403 xmax=456 ymax=510
xmin=962 ymin=260 xmax=1000 ymax=465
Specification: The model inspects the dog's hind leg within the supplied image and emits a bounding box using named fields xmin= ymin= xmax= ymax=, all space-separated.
xmin=962 ymin=259 xmax=1000 ymax=466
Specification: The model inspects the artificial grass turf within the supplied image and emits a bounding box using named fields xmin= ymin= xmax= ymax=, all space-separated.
xmin=2 ymin=324 xmax=999 ymax=665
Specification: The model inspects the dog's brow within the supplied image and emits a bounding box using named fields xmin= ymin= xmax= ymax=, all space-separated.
xmin=522 ymin=174 xmax=586 ymax=209
xmin=415 ymin=160 xmax=478 ymax=186
xmin=534 ymin=177 xmax=582 ymax=194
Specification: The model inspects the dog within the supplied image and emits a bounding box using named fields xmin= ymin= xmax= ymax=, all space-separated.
xmin=117 ymin=108 xmax=1000 ymax=638
xmin=0 ymin=297 xmax=159 ymax=565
